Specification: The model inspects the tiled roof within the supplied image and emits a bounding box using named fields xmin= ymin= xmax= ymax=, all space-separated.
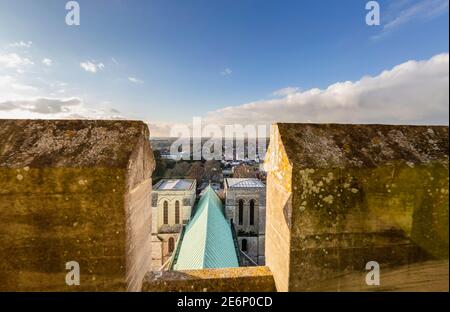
xmin=172 ymin=186 xmax=239 ymax=270
xmin=225 ymin=178 xmax=265 ymax=188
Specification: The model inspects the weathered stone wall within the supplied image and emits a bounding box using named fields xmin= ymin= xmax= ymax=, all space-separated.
xmin=151 ymin=232 xmax=180 ymax=270
xmin=306 ymin=260 xmax=449 ymax=292
xmin=0 ymin=120 xmax=154 ymax=291
xmin=142 ymin=266 xmax=276 ymax=292
xmin=265 ymin=125 xmax=293 ymax=291
xmin=265 ymin=123 xmax=449 ymax=291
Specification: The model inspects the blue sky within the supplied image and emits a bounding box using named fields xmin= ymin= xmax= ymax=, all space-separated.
xmin=0 ymin=0 xmax=448 ymax=136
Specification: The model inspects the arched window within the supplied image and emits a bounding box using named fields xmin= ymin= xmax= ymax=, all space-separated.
xmin=241 ymin=239 xmax=248 ymax=252
xmin=163 ymin=201 xmax=169 ymax=224
xmin=175 ymin=201 xmax=180 ymax=224
xmin=238 ymin=200 xmax=244 ymax=225
xmin=249 ymin=199 xmax=255 ymax=225
xmin=168 ymin=237 xmax=175 ymax=253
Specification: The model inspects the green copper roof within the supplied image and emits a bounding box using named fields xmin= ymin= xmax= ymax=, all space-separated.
xmin=172 ymin=186 xmax=239 ymax=270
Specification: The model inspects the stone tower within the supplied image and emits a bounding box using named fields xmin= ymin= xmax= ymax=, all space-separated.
xmin=151 ymin=179 xmax=196 ymax=270
xmin=224 ymin=178 xmax=266 ymax=265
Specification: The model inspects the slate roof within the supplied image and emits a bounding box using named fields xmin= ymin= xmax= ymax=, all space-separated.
xmin=153 ymin=179 xmax=195 ymax=191
xmin=225 ymin=178 xmax=265 ymax=188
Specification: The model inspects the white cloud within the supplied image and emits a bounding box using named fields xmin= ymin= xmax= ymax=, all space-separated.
xmin=221 ymin=68 xmax=232 ymax=75
xmin=0 ymin=75 xmax=38 ymax=102
xmin=0 ymin=56 xmax=120 ymax=120
xmin=0 ymin=96 xmax=125 ymax=120
xmin=0 ymin=97 xmax=81 ymax=114
xmin=374 ymin=0 xmax=449 ymax=39
xmin=80 ymin=60 xmax=105 ymax=73
xmin=42 ymin=58 xmax=53 ymax=66
xmin=0 ymin=53 xmax=33 ymax=69
xmin=0 ymin=74 xmax=122 ymax=120
xmin=8 ymin=41 xmax=33 ymax=48
xmin=273 ymin=87 xmax=300 ymax=97
xmin=128 ymin=77 xmax=144 ymax=84
xmin=201 ymin=53 xmax=449 ymax=132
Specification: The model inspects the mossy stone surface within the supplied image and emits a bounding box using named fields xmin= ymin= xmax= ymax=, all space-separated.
xmin=0 ymin=120 xmax=154 ymax=291
xmin=265 ymin=123 xmax=449 ymax=291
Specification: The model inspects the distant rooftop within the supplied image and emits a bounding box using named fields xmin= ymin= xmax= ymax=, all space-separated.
xmin=225 ymin=178 xmax=265 ymax=188
xmin=153 ymin=179 xmax=195 ymax=191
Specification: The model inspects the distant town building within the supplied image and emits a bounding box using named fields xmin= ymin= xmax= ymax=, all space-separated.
xmin=199 ymin=182 xmax=221 ymax=196
xmin=224 ymin=178 xmax=266 ymax=265
xmin=232 ymin=163 xmax=259 ymax=178
xmin=151 ymin=179 xmax=196 ymax=270
xmin=222 ymin=168 xmax=233 ymax=178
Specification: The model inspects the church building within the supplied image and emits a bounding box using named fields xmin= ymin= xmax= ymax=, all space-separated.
xmin=151 ymin=179 xmax=196 ymax=270
xmin=224 ymin=178 xmax=266 ymax=265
